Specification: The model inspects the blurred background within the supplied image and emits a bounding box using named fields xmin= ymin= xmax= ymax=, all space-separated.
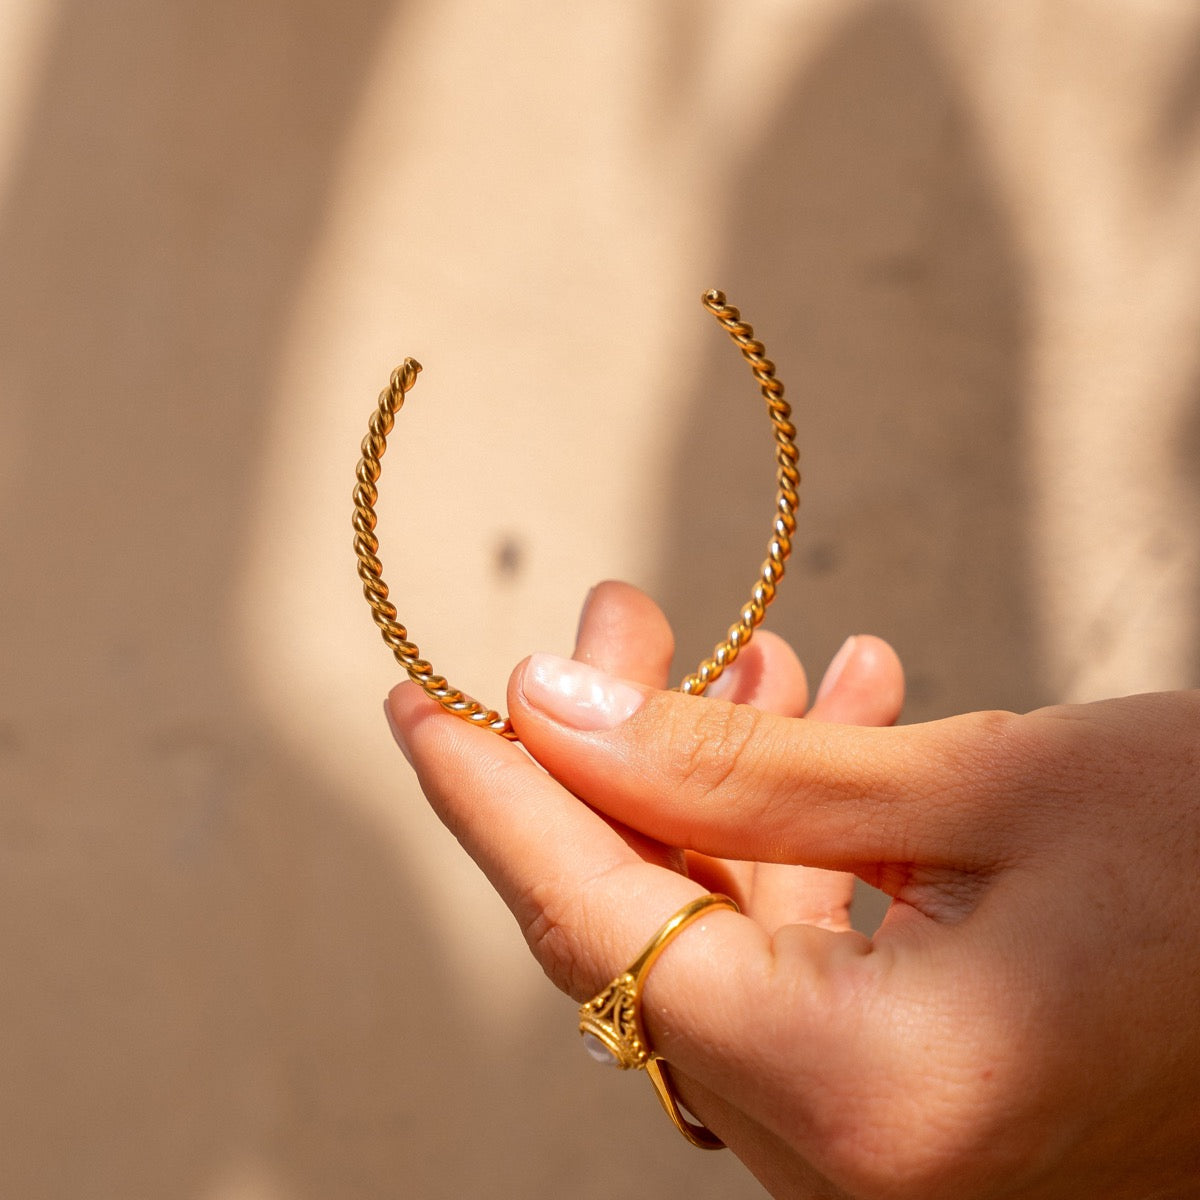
xmin=2 ymin=2 xmax=1199 ymax=1197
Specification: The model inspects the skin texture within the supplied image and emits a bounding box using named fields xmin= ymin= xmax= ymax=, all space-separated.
xmin=385 ymin=581 xmax=1200 ymax=1200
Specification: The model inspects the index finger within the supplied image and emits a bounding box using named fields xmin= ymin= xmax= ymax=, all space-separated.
xmin=384 ymin=684 xmax=881 ymax=1152
xmin=386 ymin=682 xmax=701 ymax=998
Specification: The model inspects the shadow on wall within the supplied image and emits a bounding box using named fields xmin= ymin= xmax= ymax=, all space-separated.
xmin=655 ymin=1 xmax=1041 ymax=722
xmin=0 ymin=5 xmax=767 ymax=1199
xmin=5 ymin=3 xmax=1200 ymax=1199
xmin=1157 ymin=18 xmax=1200 ymax=690
xmin=0 ymin=4 xmax=1039 ymax=1196
xmin=1178 ymin=389 xmax=1200 ymax=688
xmin=0 ymin=4 xmax=480 ymax=1198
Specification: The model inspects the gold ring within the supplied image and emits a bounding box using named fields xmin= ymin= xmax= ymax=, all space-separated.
xmin=578 ymin=893 xmax=739 ymax=1149
xmin=352 ymin=290 xmax=800 ymax=740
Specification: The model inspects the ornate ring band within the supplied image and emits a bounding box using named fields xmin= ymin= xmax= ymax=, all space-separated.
xmin=352 ymin=291 xmax=800 ymax=740
xmin=578 ymin=893 xmax=740 ymax=1149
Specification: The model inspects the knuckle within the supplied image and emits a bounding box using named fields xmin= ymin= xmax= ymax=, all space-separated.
xmin=950 ymin=708 xmax=1028 ymax=782
xmin=516 ymin=866 xmax=639 ymax=1003
xmin=924 ymin=708 xmax=1039 ymax=843
xmin=519 ymin=881 xmax=594 ymax=1000
xmin=670 ymin=699 xmax=767 ymax=801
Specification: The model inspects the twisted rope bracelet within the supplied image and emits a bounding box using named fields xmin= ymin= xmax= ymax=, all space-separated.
xmin=352 ymin=289 xmax=800 ymax=741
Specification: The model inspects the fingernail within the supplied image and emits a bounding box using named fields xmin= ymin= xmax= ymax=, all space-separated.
xmin=815 ymin=636 xmax=858 ymax=703
xmin=521 ymin=653 xmax=646 ymax=731
xmin=703 ymin=666 xmax=740 ymax=700
xmin=383 ymin=697 xmax=413 ymax=764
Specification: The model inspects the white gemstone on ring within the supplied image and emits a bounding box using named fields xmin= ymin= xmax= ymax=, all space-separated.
xmin=582 ymin=1031 xmax=621 ymax=1066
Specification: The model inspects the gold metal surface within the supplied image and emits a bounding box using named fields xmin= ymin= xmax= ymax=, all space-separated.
xmin=646 ymin=1058 xmax=727 ymax=1151
xmin=577 ymin=893 xmax=740 ymax=1149
xmin=352 ymin=290 xmax=799 ymax=739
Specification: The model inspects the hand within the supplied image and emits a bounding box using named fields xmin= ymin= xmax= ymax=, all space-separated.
xmin=385 ymin=583 xmax=1200 ymax=1200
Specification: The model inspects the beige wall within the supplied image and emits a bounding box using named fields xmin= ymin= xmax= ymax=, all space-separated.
xmin=2 ymin=2 xmax=1199 ymax=1197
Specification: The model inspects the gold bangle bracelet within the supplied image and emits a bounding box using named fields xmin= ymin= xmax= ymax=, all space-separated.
xmin=352 ymin=289 xmax=800 ymax=740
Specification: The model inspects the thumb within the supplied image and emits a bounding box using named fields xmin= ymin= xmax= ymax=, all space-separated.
xmin=509 ymin=653 xmax=1023 ymax=874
